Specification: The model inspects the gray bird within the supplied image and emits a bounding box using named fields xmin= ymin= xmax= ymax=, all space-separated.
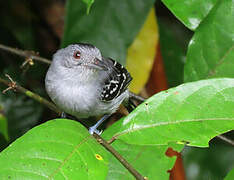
xmin=45 ymin=43 xmax=133 ymax=134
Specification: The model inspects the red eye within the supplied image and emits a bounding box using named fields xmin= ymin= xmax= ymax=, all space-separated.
xmin=73 ymin=51 xmax=81 ymax=59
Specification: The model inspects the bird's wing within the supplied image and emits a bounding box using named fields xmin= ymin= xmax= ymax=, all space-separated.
xmin=100 ymin=58 xmax=132 ymax=102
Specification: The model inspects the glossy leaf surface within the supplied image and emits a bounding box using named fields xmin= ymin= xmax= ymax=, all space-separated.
xmin=162 ymin=0 xmax=218 ymax=30
xmin=184 ymin=0 xmax=234 ymax=82
xmin=103 ymin=78 xmax=234 ymax=147
xmin=0 ymin=119 xmax=108 ymax=179
xmin=225 ymin=169 xmax=234 ymax=180
xmin=62 ymin=0 xmax=155 ymax=65
xmin=106 ymin=141 xmax=182 ymax=180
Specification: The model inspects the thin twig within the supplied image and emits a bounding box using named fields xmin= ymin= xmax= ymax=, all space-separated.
xmin=0 ymin=75 xmax=146 ymax=179
xmin=20 ymin=57 xmax=34 ymax=69
xmin=217 ymin=135 xmax=234 ymax=146
xmin=129 ymin=91 xmax=146 ymax=102
xmin=0 ymin=75 xmax=60 ymax=115
xmin=1 ymin=44 xmax=234 ymax=146
xmin=1 ymin=44 xmax=234 ymax=177
xmin=2 ymin=74 xmax=17 ymax=93
xmin=0 ymin=43 xmax=146 ymax=103
xmin=0 ymin=44 xmax=51 ymax=64
xmin=93 ymin=133 xmax=147 ymax=180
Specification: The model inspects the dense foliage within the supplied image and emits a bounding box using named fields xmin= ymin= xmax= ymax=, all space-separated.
xmin=0 ymin=0 xmax=233 ymax=179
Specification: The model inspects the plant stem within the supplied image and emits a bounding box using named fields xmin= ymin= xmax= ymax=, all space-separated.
xmin=0 ymin=77 xmax=60 ymax=115
xmin=93 ymin=133 xmax=146 ymax=180
xmin=0 ymin=43 xmax=145 ymax=102
xmin=129 ymin=91 xmax=146 ymax=103
xmin=0 ymin=75 xmax=146 ymax=179
xmin=2 ymin=43 xmax=233 ymax=177
xmin=217 ymin=135 xmax=234 ymax=146
xmin=0 ymin=44 xmax=51 ymax=64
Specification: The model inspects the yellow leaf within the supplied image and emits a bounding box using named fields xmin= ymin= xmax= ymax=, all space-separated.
xmin=126 ymin=8 xmax=159 ymax=93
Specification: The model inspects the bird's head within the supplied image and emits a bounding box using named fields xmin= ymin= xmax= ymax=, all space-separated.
xmin=52 ymin=43 xmax=108 ymax=73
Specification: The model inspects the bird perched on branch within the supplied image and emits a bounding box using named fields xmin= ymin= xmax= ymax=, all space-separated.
xmin=45 ymin=43 xmax=134 ymax=134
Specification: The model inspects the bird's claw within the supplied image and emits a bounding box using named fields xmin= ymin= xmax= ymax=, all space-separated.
xmin=61 ymin=112 xmax=67 ymax=118
xmin=89 ymin=126 xmax=103 ymax=135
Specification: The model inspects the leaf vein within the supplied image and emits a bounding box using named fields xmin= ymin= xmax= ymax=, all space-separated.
xmin=48 ymin=135 xmax=91 ymax=178
xmin=207 ymin=45 xmax=234 ymax=77
xmin=113 ymin=117 xmax=234 ymax=139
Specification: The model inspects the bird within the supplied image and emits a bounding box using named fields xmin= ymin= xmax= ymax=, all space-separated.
xmin=45 ymin=43 xmax=133 ymax=134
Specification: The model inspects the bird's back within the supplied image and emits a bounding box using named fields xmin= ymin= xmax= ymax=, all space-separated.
xmin=100 ymin=57 xmax=132 ymax=102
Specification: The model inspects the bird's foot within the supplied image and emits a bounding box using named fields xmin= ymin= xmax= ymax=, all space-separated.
xmin=89 ymin=126 xmax=103 ymax=135
xmin=88 ymin=114 xmax=111 ymax=135
xmin=61 ymin=112 xmax=67 ymax=118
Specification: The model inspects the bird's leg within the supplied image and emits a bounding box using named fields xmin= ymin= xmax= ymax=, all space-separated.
xmin=61 ymin=112 xmax=67 ymax=118
xmin=125 ymin=98 xmax=136 ymax=113
xmin=129 ymin=92 xmax=145 ymax=103
xmin=89 ymin=114 xmax=112 ymax=135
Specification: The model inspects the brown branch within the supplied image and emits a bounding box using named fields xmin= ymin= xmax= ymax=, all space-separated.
xmin=217 ymin=135 xmax=234 ymax=146
xmin=1 ymin=43 xmax=234 ymax=178
xmin=93 ymin=133 xmax=147 ymax=180
xmin=0 ymin=44 xmax=51 ymax=65
xmin=129 ymin=91 xmax=145 ymax=103
xmin=0 ymin=74 xmax=146 ymax=179
xmin=0 ymin=75 xmax=60 ymax=115
xmin=1 ymin=44 xmax=234 ymax=144
xmin=0 ymin=44 xmax=146 ymax=102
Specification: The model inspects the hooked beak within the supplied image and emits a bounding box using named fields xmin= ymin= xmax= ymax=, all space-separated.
xmin=86 ymin=58 xmax=108 ymax=71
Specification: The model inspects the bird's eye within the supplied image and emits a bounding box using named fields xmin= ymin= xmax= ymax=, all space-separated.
xmin=73 ymin=51 xmax=81 ymax=59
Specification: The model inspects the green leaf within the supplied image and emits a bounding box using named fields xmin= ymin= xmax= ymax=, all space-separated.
xmin=0 ymin=107 xmax=8 ymax=141
xmin=62 ymin=0 xmax=155 ymax=65
xmin=103 ymin=78 xmax=234 ymax=147
xmin=106 ymin=141 xmax=182 ymax=180
xmin=0 ymin=119 xmax=108 ymax=179
xmin=162 ymin=0 xmax=218 ymax=30
xmin=225 ymin=168 xmax=234 ymax=180
xmin=158 ymin=20 xmax=188 ymax=87
xmin=82 ymin=0 xmax=94 ymax=14
xmin=184 ymin=0 xmax=234 ymax=82
xmin=2 ymin=95 xmax=43 ymax=141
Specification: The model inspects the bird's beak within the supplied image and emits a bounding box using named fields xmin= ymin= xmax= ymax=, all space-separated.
xmin=87 ymin=58 xmax=108 ymax=71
